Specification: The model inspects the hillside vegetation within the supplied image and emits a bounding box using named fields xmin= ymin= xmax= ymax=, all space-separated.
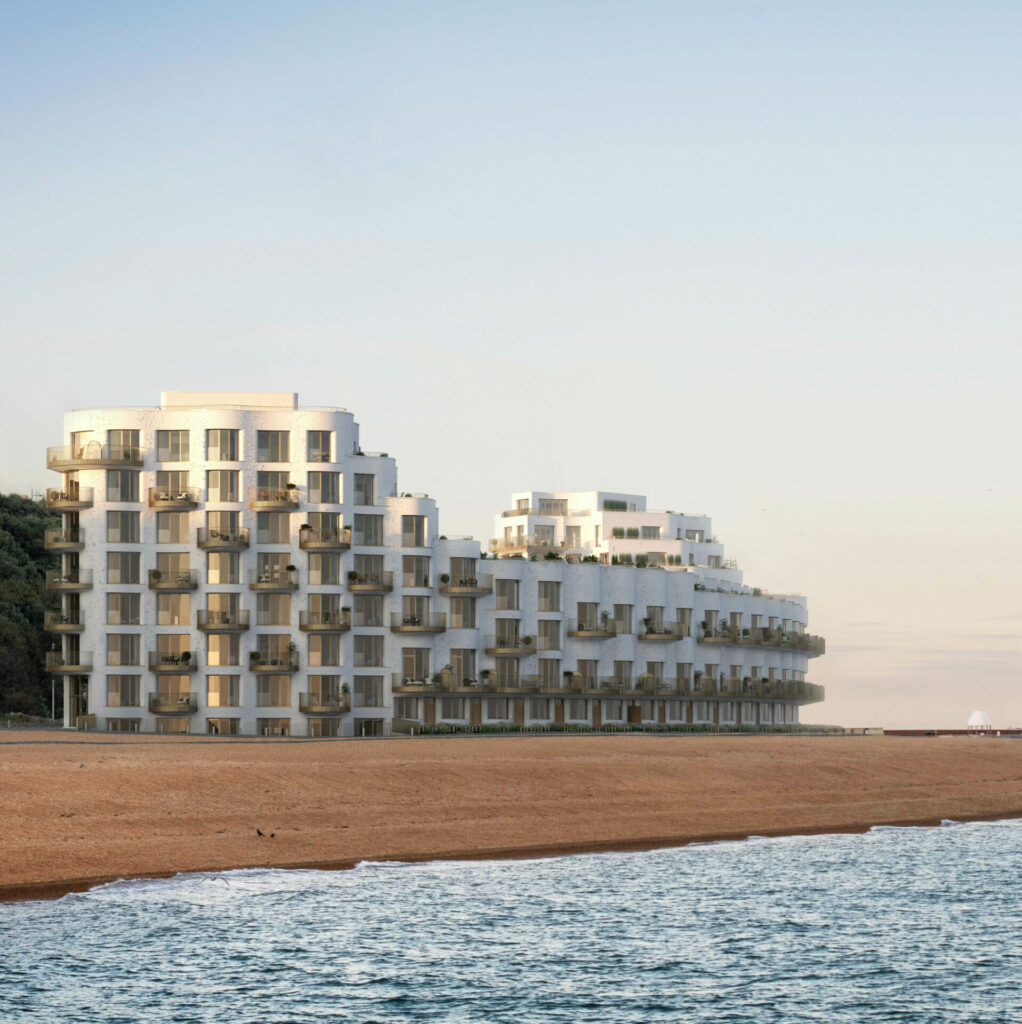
xmin=0 ymin=495 xmax=58 ymax=714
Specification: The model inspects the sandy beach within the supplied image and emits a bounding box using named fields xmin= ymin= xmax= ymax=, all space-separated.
xmin=2 ymin=731 xmax=1021 ymax=902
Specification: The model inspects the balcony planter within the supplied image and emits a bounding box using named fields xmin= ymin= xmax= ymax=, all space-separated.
xmin=348 ymin=571 xmax=358 ymax=582
xmin=440 ymin=573 xmax=450 ymax=584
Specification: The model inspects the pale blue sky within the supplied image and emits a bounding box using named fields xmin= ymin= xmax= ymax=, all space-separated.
xmin=2 ymin=2 xmax=1020 ymax=727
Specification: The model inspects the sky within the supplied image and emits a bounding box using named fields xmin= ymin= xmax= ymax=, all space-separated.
xmin=1 ymin=1 xmax=1020 ymax=729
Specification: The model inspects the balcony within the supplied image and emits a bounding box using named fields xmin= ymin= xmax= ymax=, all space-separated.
xmin=45 ymin=486 xmax=94 ymax=510
xmin=637 ymin=622 xmax=685 ymax=642
xmin=438 ymin=573 xmax=493 ymax=596
xmin=250 ymin=650 xmax=299 ymax=673
xmin=46 ymin=569 xmax=93 ymax=591
xmin=249 ymin=568 xmax=299 ymax=591
xmin=148 ymin=569 xmax=199 ymax=591
xmin=484 ymin=635 xmax=534 ymax=656
xmin=148 ymin=651 xmax=198 ymax=673
xmin=299 ymin=691 xmax=351 ymax=714
xmin=697 ymin=627 xmax=825 ymax=656
xmin=46 ymin=651 xmax=93 ymax=673
xmin=299 ymin=610 xmax=352 ymax=632
xmin=567 ymin=618 xmax=616 ymax=639
xmin=148 ymin=692 xmax=198 ymax=714
xmin=44 ymin=528 xmax=84 ymax=551
xmin=197 ymin=610 xmax=250 ymax=631
xmin=44 ymin=611 xmax=84 ymax=632
xmin=390 ymin=612 xmax=447 ymax=633
xmin=488 ymin=534 xmax=569 ymax=555
xmin=248 ymin=486 xmax=300 ymax=510
xmin=196 ymin=527 xmax=250 ymax=550
xmin=347 ymin=571 xmax=393 ymax=593
xmin=299 ymin=525 xmax=351 ymax=550
xmin=46 ymin=443 xmax=144 ymax=471
xmin=148 ymin=486 xmax=200 ymax=509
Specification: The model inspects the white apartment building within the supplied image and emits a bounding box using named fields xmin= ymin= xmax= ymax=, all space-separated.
xmin=45 ymin=392 xmax=824 ymax=737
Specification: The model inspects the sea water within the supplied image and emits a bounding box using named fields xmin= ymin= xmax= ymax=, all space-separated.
xmin=3 ymin=819 xmax=1021 ymax=1023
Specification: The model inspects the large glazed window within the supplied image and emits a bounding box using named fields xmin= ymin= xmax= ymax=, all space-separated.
xmin=157 ymin=430 xmax=189 ymax=462
xmin=354 ymin=634 xmax=383 ymax=667
xmin=353 ymin=474 xmax=374 ymax=505
xmin=307 ymin=431 xmax=332 ymax=463
xmin=106 ymin=675 xmax=140 ymax=707
xmin=207 ymin=676 xmax=240 ymax=707
xmin=308 ymin=472 xmax=340 ymax=504
xmin=106 ymin=593 xmax=140 ymax=625
xmin=401 ymin=515 xmax=426 ymax=547
xmin=206 ymin=429 xmax=239 ymax=461
xmin=353 ymin=514 xmax=383 ymax=546
xmin=207 ymin=470 xmax=239 ymax=502
xmin=107 ymin=634 xmax=141 ymax=666
xmin=106 ymin=551 xmax=140 ymax=584
xmin=106 ymin=470 xmax=139 ymax=502
xmin=495 ymin=579 xmax=520 ymax=611
xmin=257 ymin=431 xmax=289 ymax=462
xmin=106 ymin=511 xmax=140 ymax=543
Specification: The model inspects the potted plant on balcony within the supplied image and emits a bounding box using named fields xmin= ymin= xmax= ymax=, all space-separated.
xmin=180 ymin=651 xmax=191 ymax=664
xmin=480 ymin=669 xmax=492 ymax=682
xmin=341 ymin=682 xmax=350 ymax=695
xmin=521 ymin=635 xmax=533 ymax=646
xmin=348 ymin=570 xmax=359 ymax=583
xmin=151 ymin=569 xmax=162 ymax=583
xmin=250 ymin=651 xmax=263 ymax=666
xmin=285 ymin=564 xmax=297 ymax=573
xmin=440 ymin=573 xmax=450 ymax=584
xmin=286 ymin=482 xmax=297 ymax=490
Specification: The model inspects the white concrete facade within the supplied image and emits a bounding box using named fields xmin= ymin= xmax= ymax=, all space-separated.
xmin=46 ymin=393 xmax=824 ymax=737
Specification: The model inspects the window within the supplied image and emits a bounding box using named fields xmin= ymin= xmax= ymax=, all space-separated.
xmin=449 ymin=597 xmax=475 ymax=629
xmin=106 ymin=589 xmax=139 ymax=626
xmin=495 ymin=617 xmax=520 ymax=646
xmin=394 ymin=697 xmax=417 ymax=720
xmin=576 ymin=602 xmax=598 ymax=629
xmin=495 ymin=657 xmax=519 ymax=687
xmin=208 ymin=718 xmax=241 ymax=735
xmin=257 ymin=430 xmax=289 ymax=462
xmin=309 ymin=634 xmax=341 ymax=667
xmin=156 ymin=718 xmax=190 ymax=734
xmin=354 ymin=676 xmax=383 ymax=707
xmin=107 ymin=634 xmax=140 ymax=666
xmin=440 ymin=698 xmax=464 ymax=720
xmin=207 ymin=470 xmax=239 ymax=502
xmin=354 ymin=634 xmax=383 ymax=667
xmin=107 ymin=511 xmax=140 ymax=543
xmin=257 ymin=677 xmax=291 ymax=707
xmin=106 ymin=551 xmax=140 ymax=584
xmin=641 ymin=525 xmax=660 ymax=539
xmin=207 ymin=551 xmax=239 ymax=584
xmin=155 ymin=471 xmax=189 ymax=496
xmin=402 ymin=648 xmax=429 ymax=682
xmin=157 ymin=512 xmax=189 ymax=544
xmin=613 ymin=661 xmax=632 ymax=686
xmin=402 ymin=555 xmax=430 ymax=588
xmin=578 ymin=660 xmax=599 ymax=687
xmin=308 ymin=675 xmax=343 ymax=702
xmin=613 ymin=604 xmax=633 ymax=634
xmin=206 ymin=429 xmax=239 ymax=461
xmin=486 ymin=699 xmax=510 ymax=720
xmin=604 ymin=700 xmax=624 ymax=721
xmin=107 ymin=718 xmax=140 ymax=733
xmin=353 ymin=595 xmax=382 ymax=627
xmin=353 ymin=474 xmax=374 ymax=505
xmin=308 ymin=552 xmax=341 ymax=586
xmin=308 ymin=717 xmax=341 ymax=737
xmin=106 ymin=676 xmax=140 ymax=707
xmin=257 ymin=593 xmax=291 ymax=626
xmin=495 ymin=579 xmax=520 ymax=611
xmin=353 ymin=514 xmax=383 ymax=546
xmin=537 ymin=659 xmax=560 ymax=688
xmin=208 ymin=676 xmax=240 ymax=707
xmin=402 ymin=515 xmax=427 ymax=547
xmin=206 ymin=509 xmax=239 ymax=535
xmin=156 ymin=551 xmax=189 ymax=577
xmin=537 ymin=619 xmax=560 ymax=651
xmin=308 ymin=472 xmax=340 ymax=504
xmin=155 ymin=593 xmax=189 ymax=626
xmin=529 ymin=699 xmax=550 ymax=719
xmin=256 ymin=635 xmax=292 ymax=663
xmin=107 ymin=429 xmax=140 ymax=459
xmin=567 ymin=699 xmax=588 ymax=721
xmin=307 ymin=431 xmax=332 ymax=463
xmin=353 ymin=553 xmax=384 ymax=581
xmin=257 ymin=512 xmax=290 ymax=544
xmin=257 ymin=718 xmax=290 ymax=737
xmin=450 ymin=557 xmax=477 ymax=580
xmin=106 ymin=470 xmax=139 ymax=502
xmin=450 ymin=649 xmax=476 ymax=685
xmin=207 ymin=633 xmax=240 ymax=667
xmin=157 ymin=430 xmax=189 ymax=462
xmin=644 ymin=606 xmax=664 ymax=632
xmin=537 ymin=581 xmax=561 ymax=612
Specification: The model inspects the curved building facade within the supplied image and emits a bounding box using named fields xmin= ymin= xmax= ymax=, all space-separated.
xmin=45 ymin=392 xmax=824 ymax=736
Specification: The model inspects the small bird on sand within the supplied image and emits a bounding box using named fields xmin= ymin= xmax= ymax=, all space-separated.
xmin=256 ymin=828 xmax=264 ymax=837
xmin=270 ymin=832 xmax=276 ymax=838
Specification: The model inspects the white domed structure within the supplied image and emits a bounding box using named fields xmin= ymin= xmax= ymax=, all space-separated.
xmin=967 ymin=709 xmax=991 ymax=730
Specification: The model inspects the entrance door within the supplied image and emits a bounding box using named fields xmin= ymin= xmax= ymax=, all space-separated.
xmin=627 ymin=703 xmax=642 ymax=725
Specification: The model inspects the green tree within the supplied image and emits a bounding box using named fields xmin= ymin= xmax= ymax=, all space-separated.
xmin=0 ymin=494 xmax=58 ymax=714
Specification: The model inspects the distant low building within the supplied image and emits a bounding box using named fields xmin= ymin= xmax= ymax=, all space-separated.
xmin=45 ymin=391 xmax=825 ymax=736
xmin=967 ymin=709 xmax=992 ymax=731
